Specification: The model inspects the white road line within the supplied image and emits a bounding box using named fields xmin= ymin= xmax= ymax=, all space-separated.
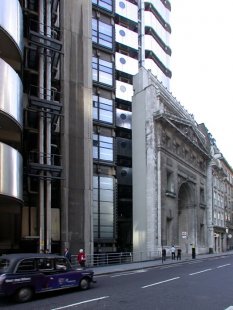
xmin=142 ymin=277 xmax=180 ymax=288
xmin=111 ymin=270 xmax=147 ymax=277
xmin=50 ymin=296 xmax=109 ymax=310
xmin=217 ymin=263 xmax=231 ymax=268
xmin=225 ymin=306 xmax=233 ymax=310
xmin=160 ymin=265 xmax=178 ymax=269
xmin=189 ymin=268 xmax=212 ymax=275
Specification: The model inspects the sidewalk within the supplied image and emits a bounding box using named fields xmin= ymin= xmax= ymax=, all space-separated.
xmin=92 ymin=250 xmax=233 ymax=275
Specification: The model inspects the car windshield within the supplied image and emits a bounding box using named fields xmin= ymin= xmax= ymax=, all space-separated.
xmin=0 ymin=258 xmax=10 ymax=273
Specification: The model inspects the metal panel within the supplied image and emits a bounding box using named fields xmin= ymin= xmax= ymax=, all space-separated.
xmin=116 ymin=166 xmax=132 ymax=185
xmin=115 ymin=52 xmax=138 ymax=75
xmin=116 ymin=109 xmax=132 ymax=129
xmin=116 ymin=80 xmax=133 ymax=102
xmin=0 ymin=142 xmax=23 ymax=201
xmin=117 ymin=137 xmax=132 ymax=157
xmin=144 ymin=35 xmax=169 ymax=68
xmin=144 ymin=58 xmax=170 ymax=89
xmin=115 ymin=0 xmax=138 ymax=22
xmin=144 ymin=11 xmax=170 ymax=46
xmin=0 ymin=0 xmax=23 ymax=55
xmin=145 ymin=0 xmax=170 ymax=24
xmin=115 ymin=24 xmax=138 ymax=50
xmin=0 ymin=58 xmax=23 ymax=125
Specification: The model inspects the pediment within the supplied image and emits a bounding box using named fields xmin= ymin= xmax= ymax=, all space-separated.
xmin=157 ymin=111 xmax=209 ymax=156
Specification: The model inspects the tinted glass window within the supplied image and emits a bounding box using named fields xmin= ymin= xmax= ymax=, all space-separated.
xmin=55 ymin=258 xmax=69 ymax=271
xmin=93 ymin=134 xmax=113 ymax=161
xmin=93 ymin=176 xmax=114 ymax=239
xmin=93 ymin=95 xmax=113 ymax=124
xmin=92 ymin=57 xmax=113 ymax=86
xmin=92 ymin=0 xmax=113 ymax=12
xmin=17 ymin=259 xmax=36 ymax=272
xmin=37 ymin=258 xmax=54 ymax=271
xmin=0 ymin=259 xmax=10 ymax=272
xmin=92 ymin=19 xmax=113 ymax=49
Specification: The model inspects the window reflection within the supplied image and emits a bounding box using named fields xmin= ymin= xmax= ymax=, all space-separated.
xmin=93 ymin=133 xmax=113 ymax=161
xmin=92 ymin=0 xmax=113 ymax=12
xmin=93 ymin=95 xmax=113 ymax=124
xmin=93 ymin=176 xmax=114 ymax=239
xmin=92 ymin=19 xmax=113 ymax=49
xmin=92 ymin=57 xmax=113 ymax=86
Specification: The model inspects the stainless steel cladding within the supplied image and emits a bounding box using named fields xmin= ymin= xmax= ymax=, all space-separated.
xmin=116 ymin=109 xmax=132 ymax=129
xmin=117 ymin=137 xmax=132 ymax=157
xmin=0 ymin=142 xmax=23 ymax=200
xmin=115 ymin=52 xmax=138 ymax=75
xmin=0 ymin=59 xmax=23 ymax=126
xmin=0 ymin=0 xmax=23 ymax=55
xmin=115 ymin=0 xmax=138 ymax=23
xmin=116 ymin=166 xmax=132 ymax=185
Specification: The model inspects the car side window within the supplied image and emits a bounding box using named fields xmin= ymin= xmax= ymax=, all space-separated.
xmin=37 ymin=258 xmax=54 ymax=271
xmin=55 ymin=258 xmax=69 ymax=271
xmin=16 ymin=259 xmax=36 ymax=273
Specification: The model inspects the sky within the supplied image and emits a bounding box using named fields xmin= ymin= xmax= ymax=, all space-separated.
xmin=170 ymin=0 xmax=233 ymax=167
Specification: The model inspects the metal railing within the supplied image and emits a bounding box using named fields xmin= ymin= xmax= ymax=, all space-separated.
xmin=70 ymin=250 xmax=185 ymax=268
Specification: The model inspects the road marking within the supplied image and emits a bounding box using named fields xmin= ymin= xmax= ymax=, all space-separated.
xmin=50 ymin=296 xmax=109 ymax=310
xmin=189 ymin=268 xmax=212 ymax=275
xmin=225 ymin=306 xmax=233 ymax=310
xmin=217 ymin=263 xmax=231 ymax=268
xmin=111 ymin=269 xmax=147 ymax=277
xmin=160 ymin=265 xmax=178 ymax=269
xmin=142 ymin=277 xmax=180 ymax=288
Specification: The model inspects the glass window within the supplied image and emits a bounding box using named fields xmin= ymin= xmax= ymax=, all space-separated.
xmin=92 ymin=0 xmax=113 ymax=12
xmin=55 ymin=258 xmax=69 ymax=271
xmin=93 ymin=95 xmax=113 ymax=124
xmin=92 ymin=57 xmax=113 ymax=86
xmin=92 ymin=18 xmax=113 ymax=49
xmin=93 ymin=176 xmax=114 ymax=239
xmin=37 ymin=258 xmax=54 ymax=271
xmin=17 ymin=259 xmax=36 ymax=272
xmin=0 ymin=259 xmax=10 ymax=273
xmin=93 ymin=134 xmax=113 ymax=161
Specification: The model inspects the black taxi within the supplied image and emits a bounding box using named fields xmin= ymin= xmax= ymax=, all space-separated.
xmin=0 ymin=253 xmax=95 ymax=302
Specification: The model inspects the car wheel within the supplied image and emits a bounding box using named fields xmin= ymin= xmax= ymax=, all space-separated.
xmin=15 ymin=287 xmax=33 ymax=303
xmin=79 ymin=277 xmax=90 ymax=290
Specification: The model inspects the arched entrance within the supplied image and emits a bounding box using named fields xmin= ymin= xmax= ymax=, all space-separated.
xmin=178 ymin=182 xmax=196 ymax=254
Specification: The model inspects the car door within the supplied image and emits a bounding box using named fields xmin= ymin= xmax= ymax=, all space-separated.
xmin=36 ymin=258 xmax=57 ymax=291
xmin=51 ymin=258 xmax=80 ymax=289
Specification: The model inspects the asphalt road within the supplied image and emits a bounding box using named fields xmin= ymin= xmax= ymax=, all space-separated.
xmin=1 ymin=255 xmax=233 ymax=310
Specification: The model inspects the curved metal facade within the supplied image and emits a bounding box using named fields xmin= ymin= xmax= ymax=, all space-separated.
xmin=0 ymin=0 xmax=23 ymax=253
xmin=0 ymin=0 xmax=23 ymax=57
xmin=0 ymin=142 xmax=23 ymax=200
xmin=0 ymin=58 xmax=23 ymax=126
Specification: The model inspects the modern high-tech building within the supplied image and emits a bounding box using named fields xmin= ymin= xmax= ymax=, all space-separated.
xmin=91 ymin=0 xmax=172 ymax=253
xmin=0 ymin=0 xmax=172 ymax=254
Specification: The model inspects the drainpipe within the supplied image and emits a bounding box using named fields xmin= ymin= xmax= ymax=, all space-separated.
xmin=39 ymin=0 xmax=45 ymax=253
xmin=46 ymin=0 xmax=52 ymax=253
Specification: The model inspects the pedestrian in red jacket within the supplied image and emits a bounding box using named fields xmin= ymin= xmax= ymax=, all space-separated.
xmin=77 ymin=249 xmax=86 ymax=268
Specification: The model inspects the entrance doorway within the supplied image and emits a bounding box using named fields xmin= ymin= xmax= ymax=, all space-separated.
xmin=178 ymin=182 xmax=195 ymax=253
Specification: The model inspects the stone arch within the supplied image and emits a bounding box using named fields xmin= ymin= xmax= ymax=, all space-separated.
xmin=178 ymin=181 xmax=196 ymax=253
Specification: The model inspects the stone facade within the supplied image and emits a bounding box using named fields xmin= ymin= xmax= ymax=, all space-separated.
xmin=132 ymin=67 xmax=213 ymax=258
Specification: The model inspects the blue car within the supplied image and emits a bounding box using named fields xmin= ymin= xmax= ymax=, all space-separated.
xmin=0 ymin=253 xmax=95 ymax=302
